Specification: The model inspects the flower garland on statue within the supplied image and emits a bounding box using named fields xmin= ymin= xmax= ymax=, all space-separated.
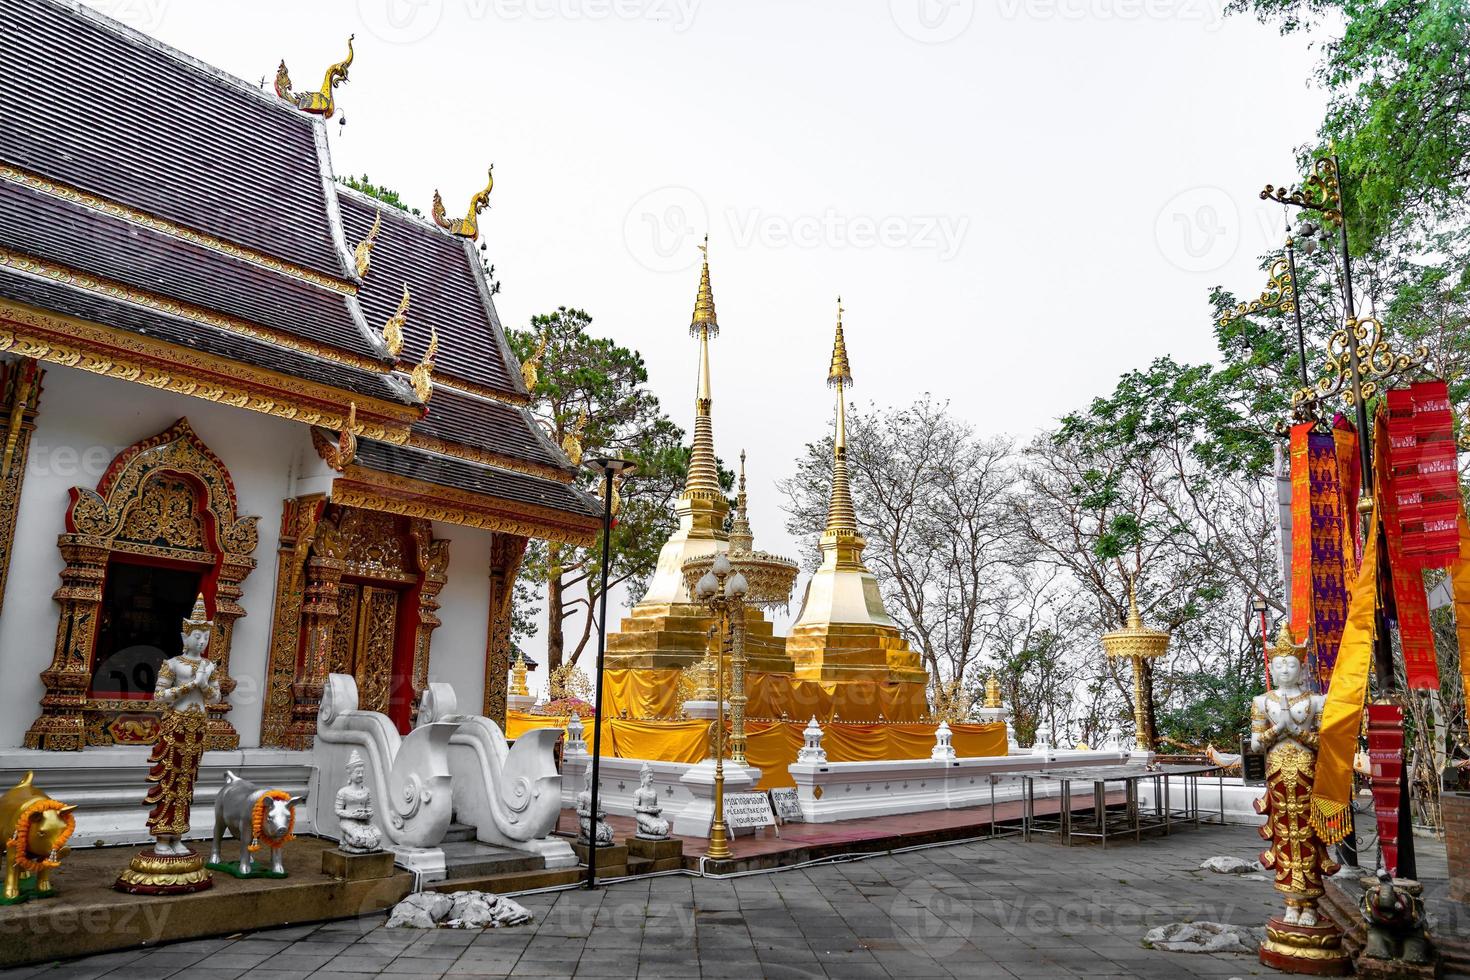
xmin=248 ymin=790 xmax=296 ymax=853
xmin=7 ymin=799 xmax=74 ymax=873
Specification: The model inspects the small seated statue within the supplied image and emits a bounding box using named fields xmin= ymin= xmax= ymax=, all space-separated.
xmin=575 ymin=767 xmax=613 ymax=846
xmin=633 ymin=762 xmax=670 ymax=841
xmin=335 ymin=750 xmax=382 ymax=854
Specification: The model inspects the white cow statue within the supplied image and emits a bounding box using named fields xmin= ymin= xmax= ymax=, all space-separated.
xmin=210 ymin=771 xmax=302 ymax=876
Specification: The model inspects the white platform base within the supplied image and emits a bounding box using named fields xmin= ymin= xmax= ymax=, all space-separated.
xmin=389 ymin=845 xmax=448 ymax=882
xmin=673 ymin=759 xmax=762 ymax=838
xmin=0 ymin=747 xmax=314 ymax=847
xmin=518 ymin=836 xmax=578 ymax=869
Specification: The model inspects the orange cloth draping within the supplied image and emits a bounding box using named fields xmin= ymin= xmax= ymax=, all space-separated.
xmin=599 ymin=668 xmax=928 ymax=723
xmin=951 ymin=723 xmax=1009 ymax=759
xmin=600 ymin=669 xmax=684 ymax=721
xmin=604 ymin=719 xmax=711 ymax=764
xmin=506 ymin=711 xmax=565 ymax=740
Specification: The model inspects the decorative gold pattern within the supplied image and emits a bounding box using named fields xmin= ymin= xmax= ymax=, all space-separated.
xmin=24 ymin=419 xmax=258 ymax=751
xmin=432 ymin=168 xmax=495 ymax=239
xmin=690 ymin=237 xmax=718 ymax=336
xmin=0 ymin=360 xmax=42 ymax=617
xmin=483 ymin=534 xmax=528 ymax=721
xmin=275 ymin=35 xmax=354 ymax=118
xmin=422 ymin=374 xmax=531 ymax=408
xmin=382 ymin=285 xmax=409 ymax=358
xmin=0 ymin=165 xmax=355 ymax=294
xmin=354 ymin=210 xmax=382 ymax=279
xmin=1261 ymin=158 xmax=1343 ymax=227
xmin=114 ymin=847 xmax=211 ymax=892
xmin=1293 ymin=315 xmax=1429 ymax=408
xmin=1218 ymin=256 xmax=1294 ymax=327
xmin=331 ymin=465 xmax=599 ymax=545
xmin=0 ymin=247 xmax=383 ymax=373
xmin=311 ymin=403 xmax=359 ymax=472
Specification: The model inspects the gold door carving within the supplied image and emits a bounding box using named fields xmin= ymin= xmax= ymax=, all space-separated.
xmin=353 ymin=586 xmax=398 ymax=714
xmin=25 ymin=418 xmax=258 ymax=751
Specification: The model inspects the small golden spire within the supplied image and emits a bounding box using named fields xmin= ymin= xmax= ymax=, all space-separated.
xmin=275 ymin=34 xmax=354 ymax=118
xmin=410 ymin=327 xmax=437 ymax=402
xmin=383 ymin=284 xmax=409 ymax=358
xmin=182 ymin=592 xmax=212 ymax=630
xmin=729 ymin=450 xmax=753 ymax=554
xmin=828 ymin=296 xmax=853 ymax=389
xmin=985 ymin=675 xmax=1002 ymax=709
xmin=510 ymin=650 xmax=530 ymax=697
xmin=353 ymin=209 xmax=382 ymax=279
xmin=690 ymin=235 xmax=718 ymax=338
xmin=432 ymin=167 xmax=495 ymax=239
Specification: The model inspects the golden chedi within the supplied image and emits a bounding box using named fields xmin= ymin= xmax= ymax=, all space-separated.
xmin=785 ymin=301 xmax=927 ymax=719
xmin=603 ymin=242 xmax=790 ymax=712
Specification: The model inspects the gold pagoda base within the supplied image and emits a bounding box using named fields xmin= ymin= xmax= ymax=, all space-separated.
xmin=785 ymin=622 xmax=928 ymax=686
xmin=606 ymin=602 xmax=792 ymax=673
xmin=114 ymin=847 xmax=213 ymax=895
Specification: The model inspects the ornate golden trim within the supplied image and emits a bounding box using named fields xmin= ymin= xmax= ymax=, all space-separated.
xmin=0 ymin=299 xmax=417 ymax=444
xmin=428 ymin=375 xmax=531 ymax=407
xmin=406 ymin=431 xmax=572 ymax=484
xmin=0 ymin=248 xmax=382 ymax=372
xmin=0 ymin=361 xmax=42 ymax=617
xmin=0 ymin=165 xmax=355 ymax=294
xmin=332 ymin=465 xmax=598 ymax=546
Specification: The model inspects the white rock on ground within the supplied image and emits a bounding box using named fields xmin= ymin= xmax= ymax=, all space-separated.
xmin=1198 ymin=855 xmax=1264 ymax=874
xmin=387 ymin=890 xmax=532 ymax=929
xmin=1143 ymin=921 xmax=1264 ymax=954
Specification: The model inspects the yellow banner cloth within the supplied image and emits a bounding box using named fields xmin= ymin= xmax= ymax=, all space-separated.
xmin=1308 ymin=421 xmax=1383 ymax=844
xmin=1450 ymin=500 xmax=1470 ymax=708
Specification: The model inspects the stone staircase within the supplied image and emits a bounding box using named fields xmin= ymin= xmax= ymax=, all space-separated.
xmin=437 ymin=823 xmax=550 ymax=881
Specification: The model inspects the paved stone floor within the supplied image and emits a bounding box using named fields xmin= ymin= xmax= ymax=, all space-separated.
xmin=4 ymin=824 xmax=1306 ymax=979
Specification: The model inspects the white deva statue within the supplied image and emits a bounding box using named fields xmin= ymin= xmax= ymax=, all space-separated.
xmin=633 ymin=762 xmax=670 ymax=841
xmin=335 ymin=750 xmax=382 ymax=854
xmin=575 ymin=767 xmax=614 ymax=846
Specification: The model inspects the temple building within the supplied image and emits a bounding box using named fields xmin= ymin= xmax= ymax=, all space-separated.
xmin=783 ymin=303 xmax=928 ymax=720
xmin=0 ymin=0 xmax=599 ymax=768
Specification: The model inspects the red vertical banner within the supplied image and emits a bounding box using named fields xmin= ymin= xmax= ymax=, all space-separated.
xmin=1380 ymin=399 xmax=1440 ymax=690
xmin=1412 ymin=380 xmax=1459 ymax=567
xmin=1367 ymin=702 xmax=1405 ymax=878
xmin=1288 ymin=424 xmax=1314 ymax=644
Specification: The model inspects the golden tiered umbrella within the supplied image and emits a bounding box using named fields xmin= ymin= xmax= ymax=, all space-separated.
xmin=1101 ymin=586 xmax=1171 ymax=752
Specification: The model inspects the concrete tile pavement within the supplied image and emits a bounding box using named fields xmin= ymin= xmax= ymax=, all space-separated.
xmin=1 ymin=823 xmax=1299 ymax=979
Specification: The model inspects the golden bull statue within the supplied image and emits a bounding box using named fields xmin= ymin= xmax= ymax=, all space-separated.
xmin=0 ymin=771 xmax=76 ymax=901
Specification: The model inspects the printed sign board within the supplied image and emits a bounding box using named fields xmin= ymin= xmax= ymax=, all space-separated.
xmin=724 ymin=791 xmax=775 ymax=829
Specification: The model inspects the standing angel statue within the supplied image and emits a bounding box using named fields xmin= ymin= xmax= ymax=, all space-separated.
xmin=1252 ymin=624 xmax=1349 ymax=974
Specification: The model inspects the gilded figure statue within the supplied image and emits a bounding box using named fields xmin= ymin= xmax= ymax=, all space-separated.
xmin=1252 ymin=624 xmax=1350 ymax=974
xmin=115 ymin=592 xmax=219 ymax=894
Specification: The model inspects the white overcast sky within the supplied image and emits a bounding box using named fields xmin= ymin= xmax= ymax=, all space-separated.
xmin=85 ymin=0 xmax=1326 ymax=667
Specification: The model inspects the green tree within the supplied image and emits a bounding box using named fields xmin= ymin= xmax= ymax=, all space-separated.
xmin=338 ymin=174 xmax=423 ymax=217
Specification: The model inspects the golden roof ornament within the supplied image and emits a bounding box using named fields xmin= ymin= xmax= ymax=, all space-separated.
xmin=312 ymin=402 xmax=358 ymax=471
xmin=353 ymin=210 xmax=382 ymax=279
xmin=561 ymin=409 xmax=589 ymax=466
xmin=182 ymin=591 xmax=212 ymax=631
xmin=432 ymin=167 xmax=495 ymax=239
xmin=1100 ymin=584 xmax=1171 ymax=661
xmin=274 ymin=34 xmax=354 ymax=118
xmin=690 ymin=236 xmax=718 ymax=338
xmin=521 ymin=329 xmax=549 ymax=391
xmin=823 ymin=297 xmax=860 ymax=540
xmin=410 ymin=327 xmax=437 ymax=402
xmin=383 ymin=284 xmax=410 ymax=358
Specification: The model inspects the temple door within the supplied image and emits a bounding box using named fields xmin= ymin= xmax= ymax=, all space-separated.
xmin=327 ymin=582 xmax=401 ymax=715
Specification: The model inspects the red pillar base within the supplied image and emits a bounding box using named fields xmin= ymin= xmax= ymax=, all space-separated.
xmin=1259 ymin=916 xmax=1351 ymax=976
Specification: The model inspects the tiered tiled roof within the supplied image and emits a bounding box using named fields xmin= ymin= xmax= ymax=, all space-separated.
xmin=0 ymin=0 xmax=599 ymax=541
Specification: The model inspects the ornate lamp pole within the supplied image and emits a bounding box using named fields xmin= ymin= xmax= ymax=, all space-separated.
xmin=582 ymin=456 xmax=636 ymax=889
xmin=690 ymin=553 xmax=746 ymax=860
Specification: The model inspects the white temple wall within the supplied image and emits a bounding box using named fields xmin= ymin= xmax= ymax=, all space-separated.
xmin=0 ymin=366 xmax=310 ymax=749
xmin=425 ymin=520 xmax=491 ymax=713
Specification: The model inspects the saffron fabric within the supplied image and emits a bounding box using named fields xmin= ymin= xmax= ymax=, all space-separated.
xmin=598 ymin=668 xmax=929 ymax=723
xmin=1451 ymin=499 xmax=1470 ymax=705
xmin=1333 ymin=416 xmax=1361 ymax=576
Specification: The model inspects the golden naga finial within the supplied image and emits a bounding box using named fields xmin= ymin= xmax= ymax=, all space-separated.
xmin=383 ymin=284 xmax=410 ymax=358
xmin=410 ymin=328 xmax=438 ymax=402
xmin=828 ymin=296 xmax=853 ymax=388
xmin=690 ymin=235 xmax=718 ymax=337
xmin=561 ymin=408 xmax=589 ymax=466
xmin=312 ymin=402 xmax=359 ymax=471
xmin=521 ymin=329 xmax=549 ymax=391
xmin=275 ymin=34 xmax=354 ymax=118
xmin=353 ymin=209 xmax=382 ymax=279
xmin=432 ymin=167 xmax=495 ymax=239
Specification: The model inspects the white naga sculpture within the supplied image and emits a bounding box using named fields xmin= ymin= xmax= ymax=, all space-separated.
xmin=312 ymin=673 xmax=459 ymax=874
xmin=335 ymin=750 xmax=382 ymax=854
xmin=417 ymin=684 xmax=574 ymax=868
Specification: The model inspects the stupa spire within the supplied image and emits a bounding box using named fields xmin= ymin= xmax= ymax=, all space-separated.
xmin=680 ymin=238 xmax=726 ymax=525
xmin=729 ymin=450 xmax=753 ymax=554
xmin=824 ymin=298 xmax=859 ymax=539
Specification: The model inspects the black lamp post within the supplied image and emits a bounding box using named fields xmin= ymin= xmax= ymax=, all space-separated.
xmin=581 ymin=456 xmax=635 ymax=890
